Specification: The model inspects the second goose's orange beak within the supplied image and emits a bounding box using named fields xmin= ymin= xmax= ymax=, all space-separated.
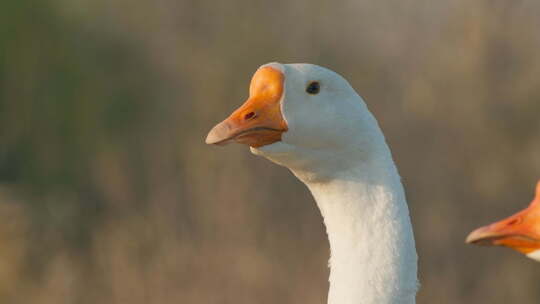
xmin=466 ymin=180 xmax=540 ymax=255
xmin=205 ymin=66 xmax=288 ymax=148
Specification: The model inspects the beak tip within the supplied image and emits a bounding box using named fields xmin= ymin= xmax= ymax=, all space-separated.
xmin=205 ymin=121 xmax=232 ymax=146
xmin=205 ymin=133 xmax=217 ymax=145
xmin=205 ymin=132 xmax=223 ymax=145
xmin=465 ymin=226 xmax=486 ymax=245
xmin=465 ymin=226 xmax=500 ymax=246
xmin=465 ymin=233 xmax=478 ymax=244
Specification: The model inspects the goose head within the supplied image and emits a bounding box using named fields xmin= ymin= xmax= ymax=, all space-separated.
xmin=206 ymin=62 xmax=386 ymax=181
xmin=466 ymin=180 xmax=540 ymax=261
xmin=206 ymin=63 xmax=418 ymax=304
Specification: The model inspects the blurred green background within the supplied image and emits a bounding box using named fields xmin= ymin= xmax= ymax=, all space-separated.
xmin=1 ymin=0 xmax=540 ymax=303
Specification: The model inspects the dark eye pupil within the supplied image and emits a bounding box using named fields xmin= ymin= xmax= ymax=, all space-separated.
xmin=306 ymin=81 xmax=320 ymax=94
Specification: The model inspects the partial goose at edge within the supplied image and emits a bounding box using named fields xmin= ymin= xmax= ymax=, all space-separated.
xmin=466 ymin=180 xmax=540 ymax=261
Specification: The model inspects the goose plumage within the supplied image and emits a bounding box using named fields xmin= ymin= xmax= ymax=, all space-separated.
xmin=207 ymin=62 xmax=418 ymax=304
xmin=466 ymin=180 xmax=540 ymax=261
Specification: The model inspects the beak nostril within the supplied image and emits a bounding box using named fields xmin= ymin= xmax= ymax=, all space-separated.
xmin=508 ymin=218 xmax=520 ymax=226
xmin=244 ymin=112 xmax=256 ymax=120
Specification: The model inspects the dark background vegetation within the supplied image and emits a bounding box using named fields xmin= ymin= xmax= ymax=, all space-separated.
xmin=1 ymin=0 xmax=539 ymax=303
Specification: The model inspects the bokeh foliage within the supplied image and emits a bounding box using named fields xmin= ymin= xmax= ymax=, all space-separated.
xmin=0 ymin=0 xmax=539 ymax=303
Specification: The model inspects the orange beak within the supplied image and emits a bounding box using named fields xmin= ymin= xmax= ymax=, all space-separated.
xmin=205 ymin=66 xmax=288 ymax=148
xmin=466 ymin=180 xmax=540 ymax=255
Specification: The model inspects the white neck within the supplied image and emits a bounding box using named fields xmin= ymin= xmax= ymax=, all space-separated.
xmin=252 ymin=113 xmax=418 ymax=304
xmin=294 ymin=155 xmax=418 ymax=304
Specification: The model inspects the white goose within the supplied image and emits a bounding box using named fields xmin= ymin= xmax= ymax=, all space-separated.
xmin=206 ymin=63 xmax=418 ymax=304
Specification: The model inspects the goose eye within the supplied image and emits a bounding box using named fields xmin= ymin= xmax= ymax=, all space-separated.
xmin=305 ymin=81 xmax=320 ymax=95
